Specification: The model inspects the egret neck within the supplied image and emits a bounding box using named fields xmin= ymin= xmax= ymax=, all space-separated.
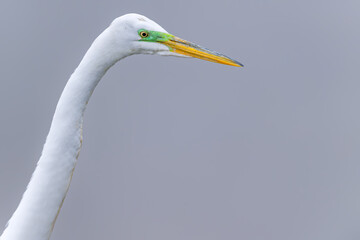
xmin=0 ymin=26 xmax=124 ymax=240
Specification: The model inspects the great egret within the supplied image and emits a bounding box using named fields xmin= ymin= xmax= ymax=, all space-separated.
xmin=0 ymin=13 xmax=242 ymax=240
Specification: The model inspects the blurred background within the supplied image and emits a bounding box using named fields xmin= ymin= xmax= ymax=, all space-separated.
xmin=0 ymin=0 xmax=359 ymax=239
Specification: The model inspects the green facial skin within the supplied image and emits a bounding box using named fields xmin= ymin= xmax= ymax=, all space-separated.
xmin=138 ymin=29 xmax=174 ymax=42
xmin=137 ymin=29 xmax=244 ymax=67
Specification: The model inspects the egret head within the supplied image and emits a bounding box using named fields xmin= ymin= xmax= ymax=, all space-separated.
xmin=109 ymin=13 xmax=243 ymax=67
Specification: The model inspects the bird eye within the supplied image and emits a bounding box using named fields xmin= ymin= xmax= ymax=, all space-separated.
xmin=139 ymin=31 xmax=149 ymax=38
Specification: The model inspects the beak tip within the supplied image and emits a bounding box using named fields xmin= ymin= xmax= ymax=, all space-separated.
xmin=234 ymin=61 xmax=244 ymax=67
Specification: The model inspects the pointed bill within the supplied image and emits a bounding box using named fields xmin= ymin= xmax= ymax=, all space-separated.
xmin=162 ymin=36 xmax=244 ymax=67
xmin=138 ymin=29 xmax=243 ymax=67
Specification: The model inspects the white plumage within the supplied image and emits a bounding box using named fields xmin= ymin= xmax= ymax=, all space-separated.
xmin=0 ymin=13 xmax=241 ymax=240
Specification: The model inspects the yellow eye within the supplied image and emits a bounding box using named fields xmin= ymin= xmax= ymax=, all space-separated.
xmin=139 ymin=31 xmax=149 ymax=38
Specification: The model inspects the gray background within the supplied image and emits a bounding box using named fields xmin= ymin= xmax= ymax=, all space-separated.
xmin=1 ymin=0 xmax=359 ymax=239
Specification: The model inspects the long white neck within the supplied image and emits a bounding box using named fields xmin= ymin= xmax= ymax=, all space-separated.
xmin=1 ymin=26 xmax=124 ymax=240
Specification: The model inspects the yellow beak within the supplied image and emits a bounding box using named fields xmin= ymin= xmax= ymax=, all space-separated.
xmin=162 ymin=36 xmax=243 ymax=67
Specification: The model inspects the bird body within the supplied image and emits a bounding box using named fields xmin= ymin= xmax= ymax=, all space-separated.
xmin=0 ymin=13 xmax=242 ymax=240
